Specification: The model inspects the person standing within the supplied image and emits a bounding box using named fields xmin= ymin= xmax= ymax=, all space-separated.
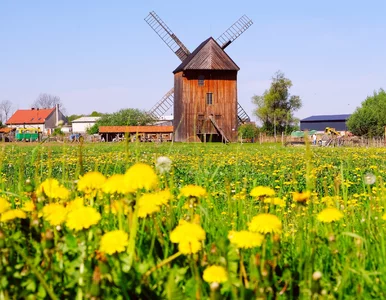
xmin=312 ymin=133 xmax=317 ymax=145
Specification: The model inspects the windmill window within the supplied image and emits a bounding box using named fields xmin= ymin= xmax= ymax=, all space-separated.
xmin=206 ymin=93 xmax=213 ymax=105
xmin=198 ymin=75 xmax=205 ymax=86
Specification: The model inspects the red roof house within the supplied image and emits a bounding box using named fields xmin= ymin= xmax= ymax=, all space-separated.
xmin=6 ymin=105 xmax=67 ymax=134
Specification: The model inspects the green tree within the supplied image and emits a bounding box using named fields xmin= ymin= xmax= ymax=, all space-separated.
xmin=347 ymin=89 xmax=386 ymax=137
xmin=238 ymin=123 xmax=259 ymax=141
xmin=90 ymin=111 xmax=104 ymax=117
xmin=252 ymin=71 xmax=302 ymax=135
xmin=96 ymin=109 xmax=154 ymax=127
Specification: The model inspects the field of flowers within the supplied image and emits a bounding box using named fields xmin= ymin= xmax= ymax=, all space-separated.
xmin=1 ymin=141 xmax=386 ymax=299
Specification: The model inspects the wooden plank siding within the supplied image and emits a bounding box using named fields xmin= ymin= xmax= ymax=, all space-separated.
xmin=99 ymin=126 xmax=173 ymax=133
xmin=174 ymin=70 xmax=238 ymax=142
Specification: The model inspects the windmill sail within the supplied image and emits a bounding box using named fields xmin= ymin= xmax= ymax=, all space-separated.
xmin=148 ymin=88 xmax=174 ymax=120
xmin=216 ymin=15 xmax=253 ymax=50
xmin=145 ymin=11 xmax=191 ymax=61
xmin=237 ymin=103 xmax=251 ymax=125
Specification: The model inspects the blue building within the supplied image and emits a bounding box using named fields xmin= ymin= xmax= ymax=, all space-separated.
xmin=300 ymin=114 xmax=351 ymax=131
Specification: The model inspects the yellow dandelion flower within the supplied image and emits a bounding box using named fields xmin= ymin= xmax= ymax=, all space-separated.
xmin=264 ymin=197 xmax=286 ymax=207
xmin=179 ymin=185 xmax=207 ymax=198
xmin=100 ymin=230 xmax=129 ymax=255
xmin=102 ymin=174 xmax=132 ymax=194
xmin=228 ymin=230 xmax=264 ymax=249
xmin=1 ymin=209 xmax=27 ymax=222
xmin=250 ymin=186 xmax=275 ymax=198
xmin=77 ymin=171 xmax=106 ymax=195
xmin=178 ymin=239 xmax=202 ymax=255
xmin=0 ymin=197 xmax=10 ymax=213
xmin=153 ymin=189 xmax=172 ymax=206
xmin=124 ymin=163 xmax=158 ymax=191
xmin=293 ymin=191 xmax=311 ymax=203
xmin=21 ymin=201 xmax=35 ymax=212
xmin=170 ymin=221 xmax=206 ymax=254
xmin=317 ymin=208 xmax=344 ymax=223
xmin=66 ymin=206 xmax=101 ymax=231
xmin=248 ymin=213 xmax=282 ymax=234
xmin=203 ymin=265 xmax=228 ymax=283
xmin=138 ymin=193 xmax=161 ymax=218
xmin=42 ymin=203 xmax=67 ymax=226
xmin=382 ymin=213 xmax=386 ymax=221
xmin=106 ymin=200 xmax=129 ymax=215
xmin=37 ymin=178 xmax=69 ymax=200
xmin=65 ymin=197 xmax=84 ymax=212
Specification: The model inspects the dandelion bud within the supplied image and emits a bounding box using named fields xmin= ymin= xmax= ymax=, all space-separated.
xmin=210 ymin=282 xmax=220 ymax=291
xmin=45 ymin=229 xmax=54 ymax=240
xmin=312 ymin=271 xmax=322 ymax=281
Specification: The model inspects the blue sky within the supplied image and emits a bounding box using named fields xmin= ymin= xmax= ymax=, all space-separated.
xmin=1 ymin=0 xmax=385 ymax=122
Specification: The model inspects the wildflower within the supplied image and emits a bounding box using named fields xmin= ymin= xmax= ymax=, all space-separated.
xmin=170 ymin=221 xmax=206 ymax=254
xmin=102 ymin=174 xmax=131 ymax=194
xmin=66 ymin=206 xmax=101 ymax=231
xmin=1 ymin=209 xmax=27 ymax=222
xmin=264 ymin=197 xmax=286 ymax=207
xmin=382 ymin=213 xmax=386 ymax=221
xmin=317 ymin=208 xmax=344 ymax=223
xmin=37 ymin=178 xmax=69 ymax=200
xmin=77 ymin=172 xmax=106 ymax=195
xmin=250 ymin=186 xmax=275 ymax=198
xmin=42 ymin=203 xmax=67 ymax=226
xmin=138 ymin=190 xmax=171 ymax=218
xmin=138 ymin=194 xmax=160 ymax=218
xmin=203 ymin=265 xmax=228 ymax=283
xmin=100 ymin=230 xmax=129 ymax=255
xmin=22 ymin=201 xmax=35 ymax=212
xmin=155 ymin=156 xmax=172 ymax=174
xmin=248 ymin=213 xmax=282 ymax=234
xmin=105 ymin=200 xmax=129 ymax=215
xmin=364 ymin=173 xmax=376 ymax=185
xmin=65 ymin=197 xmax=84 ymax=212
xmin=228 ymin=230 xmax=264 ymax=248
xmin=124 ymin=163 xmax=158 ymax=191
xmin=293 ymin=191 xmax=311 ymax=203
xmin=0 ymin=197 xmax=10 ymax=213
xmin=179 ymin=185 xmax=207 ymax=198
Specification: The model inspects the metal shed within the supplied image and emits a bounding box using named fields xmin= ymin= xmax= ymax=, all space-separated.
xmin=300 ymin=114 xmax=351 ymax=131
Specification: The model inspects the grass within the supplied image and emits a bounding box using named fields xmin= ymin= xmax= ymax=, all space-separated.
xmin=0 ymin=141 xmax=386 ymax=299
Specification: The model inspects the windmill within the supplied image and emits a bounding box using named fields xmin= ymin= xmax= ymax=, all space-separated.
xmin=145 ymin=11 xmax=253 ymax=142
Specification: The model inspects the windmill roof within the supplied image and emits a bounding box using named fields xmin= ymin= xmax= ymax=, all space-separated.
xmin=6 ymin=108 xmax=55 ymax=125
xmin=173 ymin=37 xmax=239 ymax=73
xmin=301 ymin=114 xmax=351 ymax=122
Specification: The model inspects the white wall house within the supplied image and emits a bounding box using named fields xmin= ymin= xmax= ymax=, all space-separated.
xmin=72 ymin=116 xmax=101 ymax=133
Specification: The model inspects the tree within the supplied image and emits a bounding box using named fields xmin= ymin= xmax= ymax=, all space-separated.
xmin=252 ymin=71 xmax=302 ymax=135
xmin=238 ymin=123 xmax=259 ymax=141
xmin=96 ymin=108 xmax=154 ymax=127
xmin=347 ymin=89 xmax=386 ymax=137
xmin=0 ymin=100 xmax=13 ymax=123
xmin=32 ymin=93 xmax=66 ymax=113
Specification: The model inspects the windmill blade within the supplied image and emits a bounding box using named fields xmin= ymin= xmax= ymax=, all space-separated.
xmin=148 ymin=88 xmax=174 ymax=120
xmin=237 ymin=103 xmax=251 ymax=125
xmin=145 ymin=11 xmax=191 ymax=61
xmin=216 ymin=15 xmax=253 ymax=50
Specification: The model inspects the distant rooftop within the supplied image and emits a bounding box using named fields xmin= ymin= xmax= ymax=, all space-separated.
xmin=72 ymin=116 xmax=101 ymax=123
xmin=301 ymin=114 xmax=351 ymax=122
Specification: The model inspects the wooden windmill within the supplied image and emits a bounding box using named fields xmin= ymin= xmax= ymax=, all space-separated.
xmin=145 ymin=11 xmax=253 ymax=142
